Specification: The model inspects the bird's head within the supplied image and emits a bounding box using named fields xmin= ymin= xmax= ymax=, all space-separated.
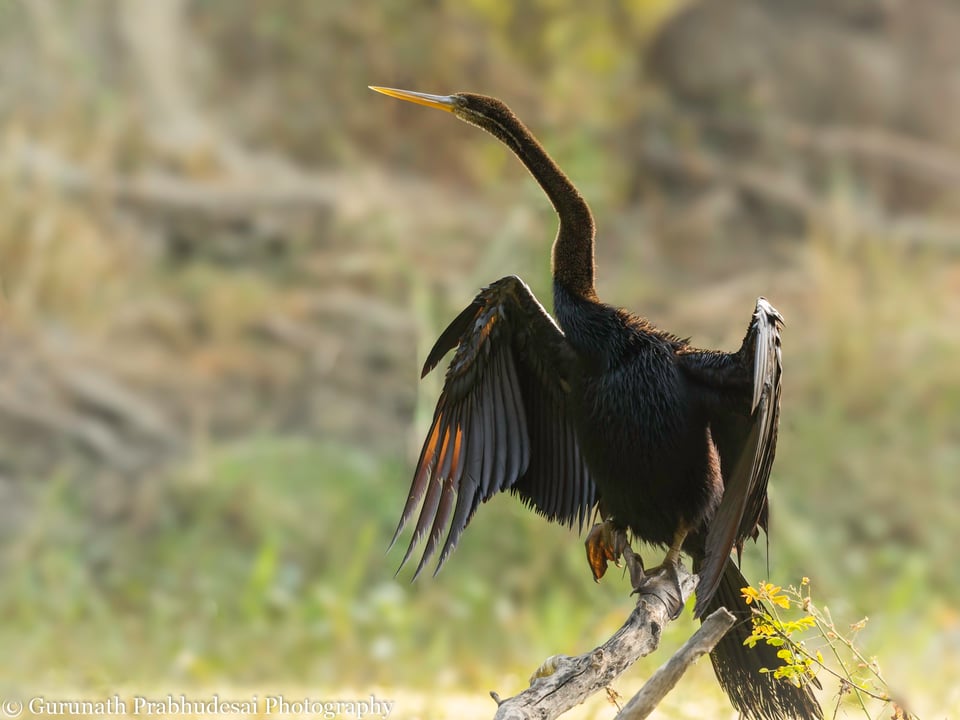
xmin=370 ymin=86 xmax=519 ymax=142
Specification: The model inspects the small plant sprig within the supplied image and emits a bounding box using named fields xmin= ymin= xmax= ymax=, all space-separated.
xmin=741 ymin=578 xmax=917 ymax=720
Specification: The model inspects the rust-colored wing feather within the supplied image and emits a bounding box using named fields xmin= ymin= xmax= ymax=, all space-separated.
xmin=392 ymin=275 xmax=596 ymax=578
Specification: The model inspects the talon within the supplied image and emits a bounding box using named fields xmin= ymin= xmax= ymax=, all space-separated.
xmin=623 ymin=545 xmax=647 ymax=591
xmin=629 ymin=525 xmax=690 ymax=619
xmin=584 ymin=520 xmax=624 ymax=581
xmin=630 ymin=561 xmax=684 ymax=615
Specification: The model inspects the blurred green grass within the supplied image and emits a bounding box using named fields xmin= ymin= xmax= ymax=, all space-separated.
xmin=0 ymin=438 xmax=628 ymax=686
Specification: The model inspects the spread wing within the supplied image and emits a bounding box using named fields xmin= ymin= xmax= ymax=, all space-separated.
xmin=392 ymin=274 xmax=596 ymax=578
xmin=679 ymin=298 xmax=783 ymax=616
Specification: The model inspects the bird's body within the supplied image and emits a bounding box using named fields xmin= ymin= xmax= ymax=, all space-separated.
xmin=372 ymin=85 xmax=820 ymax=720
xmin=556 ymin=289 xmax=714 ymax=549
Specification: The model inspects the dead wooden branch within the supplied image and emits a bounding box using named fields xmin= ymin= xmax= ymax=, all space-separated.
xmin=639 ymin=142 xmax=960 ymax=251
xmin=615 ymin=607 xmax=735 ymax=719
xmin=491 ymin=565 xmax=704 ymax=720
xmin=696 ymin=113 xmax=960 ymax=189
xmin=638 ymin=143 xmax=821 ymax=221
xmin=8 ymin=140 xmax=340 ymax=214
xmin=787 ymin=123 xmax=960 ymax=189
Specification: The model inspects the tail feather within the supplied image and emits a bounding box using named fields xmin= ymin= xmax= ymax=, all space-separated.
xmin=697 ymin=559 xmax=823 ymax=720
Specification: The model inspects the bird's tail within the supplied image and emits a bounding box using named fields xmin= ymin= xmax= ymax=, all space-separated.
xmin=696 ymin=558 xmax=823 ymax=720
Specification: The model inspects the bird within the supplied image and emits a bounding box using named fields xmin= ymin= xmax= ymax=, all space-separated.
xmin=371 ymin=85 xmax=822 ymax=720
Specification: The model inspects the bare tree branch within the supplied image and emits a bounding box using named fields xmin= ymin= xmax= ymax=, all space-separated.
xmin=490 ymin=565 xmax=702 ymax=720
xmin=639 ymin=142 xmax=960 ymax=251
xmin=615 ymin=607 xmax=735 ymax=719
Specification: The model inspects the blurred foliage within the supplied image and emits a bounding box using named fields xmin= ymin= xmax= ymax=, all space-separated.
xmin=0 ymin=440 xmax=687 ymax=691
xmin=742 ymin=578 xmax=918 ymax=720
xmin=0 ymin=1 xmax=957 ymax=718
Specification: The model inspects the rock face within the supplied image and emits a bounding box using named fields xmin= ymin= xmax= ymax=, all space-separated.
xmin=628 ymin=0 xmax=960 ymax=270
xmin=648 ymin=0 xmax=960 ymax=147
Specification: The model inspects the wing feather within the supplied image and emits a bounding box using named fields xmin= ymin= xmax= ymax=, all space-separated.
xmin=419 ymin=424 xmax=461 ymax=578
xmin=394 ymin=275 xmax=597 ymax=575
xmin=682 ymin=297 xmax=784 ymax=617
xmin=480 ymin=362 xmax=503 ymax=497
xmin=496 ymin=353 xmax=516 ymax=486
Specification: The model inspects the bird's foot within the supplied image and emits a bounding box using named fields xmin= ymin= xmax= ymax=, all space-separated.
xmin=621 ymin=544 xmax=647 ymax=590
xmin=630 ymin=556 xmax=687 ymax=620
xmin=584 ymin=520 xmax=630 ymax=582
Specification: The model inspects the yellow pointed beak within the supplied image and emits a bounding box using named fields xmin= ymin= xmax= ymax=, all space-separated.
xmin=369 ymin=86 xmax=457 ymax=113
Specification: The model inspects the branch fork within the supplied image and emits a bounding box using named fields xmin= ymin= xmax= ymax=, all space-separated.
xmin=491 ymin=564 xmax=735 ymax=720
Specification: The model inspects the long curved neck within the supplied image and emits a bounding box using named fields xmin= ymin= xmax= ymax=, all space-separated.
xmin=479 ymin=111 xmax=597 ymax=300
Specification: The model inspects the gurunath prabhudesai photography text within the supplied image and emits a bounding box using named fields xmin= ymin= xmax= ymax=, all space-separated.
xmin=18 ymin=694 xmax=394 ymax=718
